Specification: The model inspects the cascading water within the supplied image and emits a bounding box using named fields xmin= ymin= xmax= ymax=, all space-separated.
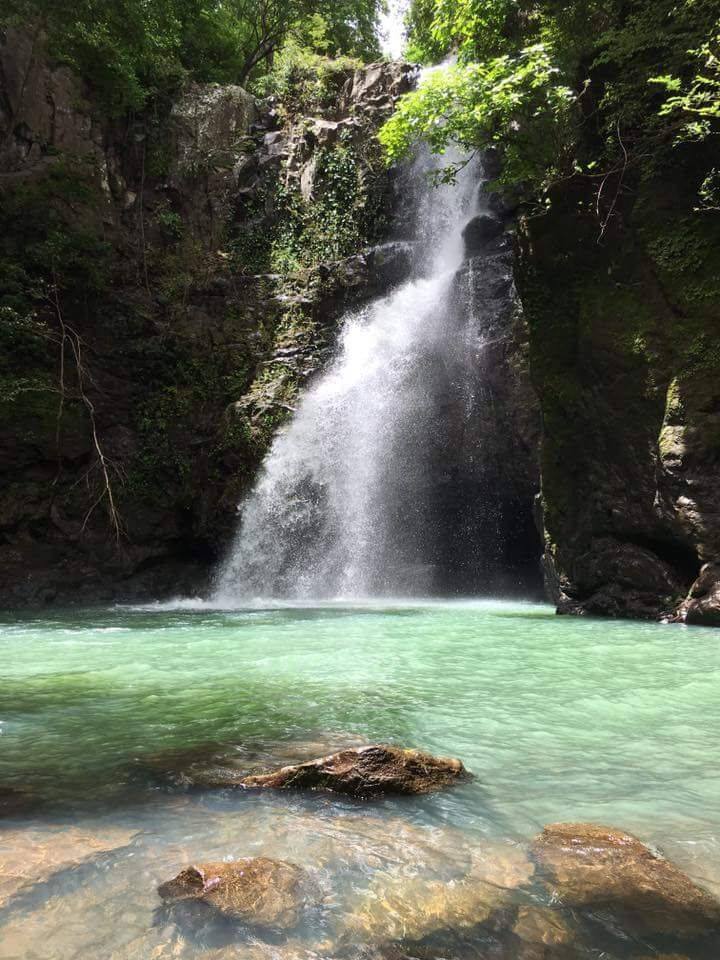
xmin=213 ymin=128 xmax=508 ymax=602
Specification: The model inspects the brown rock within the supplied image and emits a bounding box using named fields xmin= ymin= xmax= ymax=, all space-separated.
xmin=238 ymin=745 xmax=469 ymax=797
xmin=138 ymin=732 xmax=370 ymax=788
xmin=633 ymin=955 xmax=691 ymax=960
xmin=338 ymin=841 xmax=533 ymax=944
xmin=158 ymin=857 xmax=308 ymax=930
xmin=339 ymin=873 xmax=504 ymax=943
xmin=530 ymin=822 xmax=720 ymax=937
xmin=512 ymin=906 xmax=575 ymax=947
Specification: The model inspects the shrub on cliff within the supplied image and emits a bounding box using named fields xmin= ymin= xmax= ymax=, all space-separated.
xmin=1 ymin=0 xmax=383 ymax=115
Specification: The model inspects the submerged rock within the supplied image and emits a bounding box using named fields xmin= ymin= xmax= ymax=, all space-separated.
xmin=338 ymin=841 xmax=534 ymax=944
xmin=339 ymin=874 xmax=504 ymax=943
xmin=0 ymin=825 xmax=136 ymax=908
xmin=237 ymin=745 xmax=469 ymax=797
xmin=530 ymin=822 xmax=720 ymax=937
xmin=0 ymin=785 xmax=38 ymax=817
xmin=511 ymin=906 xmax=576 ymax=948
xmin=158 ymin=857 xmax=309 ymax=930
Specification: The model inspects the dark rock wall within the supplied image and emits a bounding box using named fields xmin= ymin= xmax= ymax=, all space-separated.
xmin=516 ymin=149 xmax=720 ymax=622
xmin=0 ymin=27 xmax=413 ymax=606
xmin=437 ymin=199 xmax=541 ymax=595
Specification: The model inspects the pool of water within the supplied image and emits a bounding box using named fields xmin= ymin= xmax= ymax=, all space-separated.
xmin=1 ymin=599 xmax=720 ymax=958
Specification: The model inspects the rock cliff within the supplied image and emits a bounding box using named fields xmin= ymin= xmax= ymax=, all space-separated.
xmin=517 ymin=143 xmax=720 ymax=623
xmin=0 ymin=26 xmax=413 ymax=605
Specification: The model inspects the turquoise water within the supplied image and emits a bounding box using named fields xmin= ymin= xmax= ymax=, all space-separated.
xmin=1 ymin=599 xmax=720 ymax=958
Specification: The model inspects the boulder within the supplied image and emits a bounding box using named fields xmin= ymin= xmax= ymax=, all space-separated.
xmin=134 ymin=732 xmax=370 ymax=788
xmin=461 ymin=214 xmax=504 ymax=255
xmin=158 ymin=857 xmax=308 ymax=930
xmin=366 ymin=241 xmax=416 ymax=290
xmin=530 ymin=823 xmax=720 ymax=937
xmin=342 ymin=61 xmax=415 ymax=113
xmin=237 ymin=744 xmax=470 ymax=797
xmin=683 ymin=562 xmax=720 ymax=627
xmin=169 ymin=83 xmax=256 ymax=176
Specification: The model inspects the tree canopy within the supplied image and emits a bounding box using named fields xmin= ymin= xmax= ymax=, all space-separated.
xmin=2 ymin=0 xmax=383 ymax=114
xmin=380 ymin=0 xmax=720 ymax=208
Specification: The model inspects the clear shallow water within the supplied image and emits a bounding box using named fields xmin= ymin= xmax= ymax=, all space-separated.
xmin=2 ymin=599 xmax=720 ymax=958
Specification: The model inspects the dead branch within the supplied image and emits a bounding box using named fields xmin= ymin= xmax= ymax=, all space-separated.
xmin=597 ymin=119 xmax=629 ymax=242
xmin=48 ymin=270 xmax=125 ymax=544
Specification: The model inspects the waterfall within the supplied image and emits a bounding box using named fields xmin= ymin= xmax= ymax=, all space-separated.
xmin=212 ymin=137 xmax=506 ymax=603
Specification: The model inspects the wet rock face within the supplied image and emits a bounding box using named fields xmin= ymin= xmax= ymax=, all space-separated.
xmin=461 ymin=213 xmax=504 ymax=254
xmin=0 ymin=28 xmax=97 ymax=172
xmin=158 ymin=858 xmax=308 ymax=930
xmin=445 ymin=197 xmax=542 ymax=595
xmin=238 ymin=745 xmax=470 ymax=797
xmin=530 ymin=823 xmax=720 ymax=937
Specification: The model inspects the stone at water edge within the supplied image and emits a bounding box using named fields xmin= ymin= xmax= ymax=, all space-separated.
xmin=530 ymin=822 xmax=720 ymax=937
xmin=237 ymin=744 xmax=470 ymax=797
xmin=158 ymin=857 xmax=308 ymax=930
xmin=134 ymin=731 xmax=371 ymax=788
xmin=682 ymin=562 xmax=720 ymax=627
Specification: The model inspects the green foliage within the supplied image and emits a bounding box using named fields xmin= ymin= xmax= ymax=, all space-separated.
xmin=650 ymin=19 xmax=720 ymax=207
xmin=259 ymin=37 xmax=361 ymax=116
xmin=379 ymin=45 xmax=575 ymax=191
xmin=655 ymin=29 xmax=720 ymax=136
xmin=127 ymin=348 xmax=256 ymax=501
xmin=229 ymin=125 xmax=386 ymax=275
xmin=0 ymin=308 xmax=53 ymax=410
xmin=2 ymin=0 xmax=382 ymax=116
xmin=407 ymin=0 xmax=516 ymax=64
xmin=270 ymin=139 xmax=374 ymax=270
xmin=0 ymin=157 xmax=111 ymax=316
xmin=388 ymin=0 xmax=720 ymax=207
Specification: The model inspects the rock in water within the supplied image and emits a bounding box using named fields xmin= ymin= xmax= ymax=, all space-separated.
xmin=238 ymin=745 xmax=469 ymax=797
xmin=338 ymin=842 xmax=534 ymax=943
xmin=512 ymin=906 xmax=576 ymax=949
xmin=158 ymin=857 xmax=308 ymax=930
xmin=530 ymin=823 xmax=720 ymax=937
xmin=0 ymin=825 xmax=137 ymax=908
